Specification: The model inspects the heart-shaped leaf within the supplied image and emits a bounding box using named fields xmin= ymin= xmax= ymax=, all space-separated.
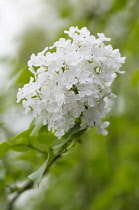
xmin=28 ymin=148 xmax=54 ymax=186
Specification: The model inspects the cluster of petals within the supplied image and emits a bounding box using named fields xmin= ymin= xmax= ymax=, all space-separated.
xmin=17 ymin=26 xmax=126 ymax=138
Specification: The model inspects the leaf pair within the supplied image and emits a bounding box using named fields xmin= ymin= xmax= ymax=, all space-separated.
xmin=0 ymin=122 xmax=82 ymax=186
xmin=28 ymin=123 xmax=81 ymax=186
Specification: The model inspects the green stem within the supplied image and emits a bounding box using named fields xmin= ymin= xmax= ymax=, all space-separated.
xmin=6 ymin=153 xmax=61 ymax=210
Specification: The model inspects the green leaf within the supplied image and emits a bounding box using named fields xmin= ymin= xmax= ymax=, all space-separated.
xmin=29 ymin=125 xmax=56 ymax=150
xmin=112 ymin=0 xmax=129 ymax=12
xmin=15 ymin=67 xmax=34 ymax=86
xmin=65 ymin=123 xmax=81 ymax=139
xmin=28 ymin=148 xmax=54 ymax=186
xmin=0 ymin=142 xmax=10 ymax=159
xmin=17 ymin=150 xmax=40 ymax=163
xmin=52 ymin=123 xmax=81 ymax=150
xmin=10 ymin=126 xmax=35 ymax=145
xmin=38 ymin=125 xmax=48 ymax=133
xmin=10 ymin=145 xmax=32 ymax=152
xmin=36 ymin=133 xmax=56 ymax=146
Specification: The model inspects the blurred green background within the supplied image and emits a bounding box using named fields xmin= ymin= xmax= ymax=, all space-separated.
xmin=0 ymin=0 xmax=139 ymax=209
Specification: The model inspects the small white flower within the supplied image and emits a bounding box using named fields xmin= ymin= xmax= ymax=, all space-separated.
xmin=17 ymin=26 xmax=126 ymax=138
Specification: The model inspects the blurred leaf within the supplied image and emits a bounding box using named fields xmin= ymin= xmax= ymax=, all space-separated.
xmin=0 ymin=142 xmax=10 ymax=159
xmin=10 ymin=145 xmax=32 ymax=152
xmin=10 ymin=125 xmax=35 ymax=145
xmin=28 ymin=148 xmax=54 ymax=186
xmin=36 ymin=133 xmax=56 ymax=146
xmin=17 ymin=150 xmax=40 ymax=163
xmin=112 ymin=0 xmax=129 ymax=12
xmin=65 ymin=123 xmax=81 ymax=139
xmin=38 ymin=125 xmax=48 ymax=133
xmin=131 ymin=69 xmax=139 ymax=87
xmin=15 ymin=67 xmax=34 ymax=86
xmin=35 ymin=125 xmax=57 ymax=147
xmin=52 ymin=123 xmax=81 ymax=150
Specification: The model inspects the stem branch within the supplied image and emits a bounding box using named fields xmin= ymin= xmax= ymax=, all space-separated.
xmin=6 ymin=153 xmax=61 ymax=210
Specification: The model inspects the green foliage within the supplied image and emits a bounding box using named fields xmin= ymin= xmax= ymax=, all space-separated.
xmin=0 ymin=142 xmax=10 ymax=159
xmin=10 ymin=125 xmax=35 ymax=144
xmin=52 ymin=123 xmax=81 ymax=150
xmin=15 ymin=67 xmax=34 ymax=86
xmin=28 ymin=148 xmax=54 ymax=186
xmin=0 ymin=121 xmax=82 ymax=190
xmin=111 ymin=0 xmax=129 ymax=12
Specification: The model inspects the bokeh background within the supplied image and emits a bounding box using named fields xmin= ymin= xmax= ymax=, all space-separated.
xmin=0 ymin=0 xmax=139 ymax=209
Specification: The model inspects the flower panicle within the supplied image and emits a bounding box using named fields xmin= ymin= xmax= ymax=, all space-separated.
xmin=17 ymin=26 xmax=126 ymax=138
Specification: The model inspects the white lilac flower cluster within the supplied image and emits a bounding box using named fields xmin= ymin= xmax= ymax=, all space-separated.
xmin=17 ymin=26 xmax=126 ymax=138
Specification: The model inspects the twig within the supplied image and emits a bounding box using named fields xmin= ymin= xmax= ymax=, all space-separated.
xmin=6 ymin=153 xmax=61 ymax=210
